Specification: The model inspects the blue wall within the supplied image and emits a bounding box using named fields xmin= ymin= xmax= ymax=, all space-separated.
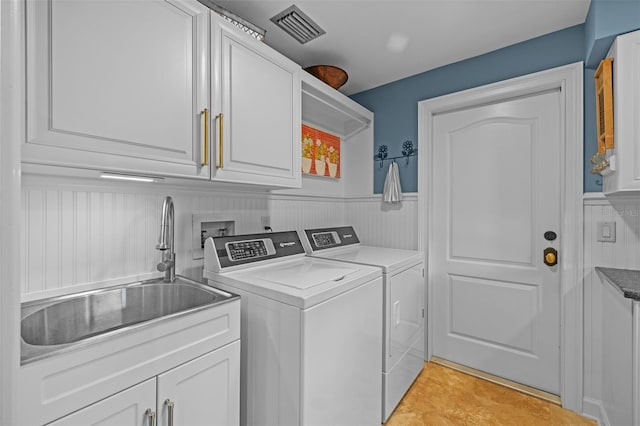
xmin=351 ymin=25 xmax=586 ymax=194
xmin=585 ymin=0 xmax=640 ymax=67
xmin=351 ymin=2 xmax=640 ymax=194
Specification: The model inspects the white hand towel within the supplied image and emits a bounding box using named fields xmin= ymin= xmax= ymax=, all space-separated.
xmin=383 ymin=161 xmax=403 ymax=203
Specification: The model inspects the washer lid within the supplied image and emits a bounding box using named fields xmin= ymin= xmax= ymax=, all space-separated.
xmin=257 ymin=262 xmax=358 ymax=289
xmin=205 ymin=257 xmax=381 ymax=309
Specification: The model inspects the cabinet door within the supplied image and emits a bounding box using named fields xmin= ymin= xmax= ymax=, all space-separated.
xmin=211 ymin=16 xmax=302 ymax=187
xmin=604 ymin=30 xmax=640 ymax=194
xmin=157 ymin=341 xmax=240 ymax=426
xmin=25 ymin=0 xmax=210 ymax=179
xmin=49 ymin=379 xmax=156 ymax=426
xmin=387 ymin=263 xmax=425 ymax=365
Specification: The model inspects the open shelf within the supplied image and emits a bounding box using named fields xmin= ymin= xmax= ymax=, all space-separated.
xmin=301 ymin=72 xmax=372 ymax=139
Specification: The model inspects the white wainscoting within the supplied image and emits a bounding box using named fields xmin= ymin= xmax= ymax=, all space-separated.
xmin=345 ymin=195 xmax=419 ymax=250
xmin=268 ymin=194 xmax=347 ymax=232
xmin=269 ymin=193 xmax=419 ymax=251
xmin=583 ymin=193 xmax=640 ymax=424
xmin=21 ymin=175 xmax=419 ymax=299
xmin=20 ymin=176 xmax=270 ymax=299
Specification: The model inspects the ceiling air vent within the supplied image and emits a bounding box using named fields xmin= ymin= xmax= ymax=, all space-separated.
xmin=270 ymin=5 xmax=325 ymax=44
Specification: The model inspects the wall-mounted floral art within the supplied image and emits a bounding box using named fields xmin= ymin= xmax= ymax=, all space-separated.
xmin=301 ymin=124 xmax=341 ymax=178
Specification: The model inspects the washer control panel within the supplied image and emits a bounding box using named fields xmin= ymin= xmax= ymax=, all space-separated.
xmin=226 ymin=239 xmax=276 ymax=261
xmin=303 ymin=226 xmax=360 ymax=252
xmin=208 ymin=231 xmax=305 ymax=270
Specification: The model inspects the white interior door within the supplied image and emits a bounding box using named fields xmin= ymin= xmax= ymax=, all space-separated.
xmin=431 ymin=89 xmax=562 ymax=394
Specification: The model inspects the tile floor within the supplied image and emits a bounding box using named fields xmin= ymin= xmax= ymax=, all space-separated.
xmin=385 ymin=363 xmax=597 ymax=426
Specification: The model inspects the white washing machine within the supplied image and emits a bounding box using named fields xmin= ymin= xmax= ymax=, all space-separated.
xmin=203 ymin=230 xmax=382 ymax=426
xmin=301 ymin=226 xmax=425 ymax=422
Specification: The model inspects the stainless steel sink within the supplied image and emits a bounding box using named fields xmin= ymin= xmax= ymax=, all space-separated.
xmin=21 ymin=276 xmax=237 ymax=363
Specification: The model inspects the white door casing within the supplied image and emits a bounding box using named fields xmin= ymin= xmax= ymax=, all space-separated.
xmin=418 ymin=63 xmax=583 ymax=410
xmin=1 ymin=0 xmax=23 ymax=423
xmin=432 ymin=90 xmax=562 ymax=394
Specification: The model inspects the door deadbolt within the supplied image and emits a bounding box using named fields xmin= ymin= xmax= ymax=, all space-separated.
xmin=544 ymin=247 xmax=558 ymax=266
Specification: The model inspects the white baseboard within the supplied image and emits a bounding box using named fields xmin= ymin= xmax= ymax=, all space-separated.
xmin=582 ymin=397 xmax=609 ymax=426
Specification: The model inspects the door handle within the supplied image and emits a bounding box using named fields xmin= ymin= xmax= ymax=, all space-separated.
xmin=544 ymin=247 xmax=558 ymax=266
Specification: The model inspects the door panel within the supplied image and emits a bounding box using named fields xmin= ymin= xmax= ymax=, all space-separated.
xmin=432 ymin=90 xmax=561 ymax=394
xmin=449 ymin=119 xmax=533 ymax=264
xmin=449 ymin=275 xmax=537 ymax=353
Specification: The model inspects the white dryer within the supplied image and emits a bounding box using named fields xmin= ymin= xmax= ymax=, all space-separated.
xmin=203 ymin=231 xmax=382 ymax=426
xmin=301 ymin=226 xmax=425 ymax=422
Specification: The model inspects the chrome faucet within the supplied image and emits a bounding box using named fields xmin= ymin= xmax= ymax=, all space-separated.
xmin=156 ymin=196 xmax=175 ymax=282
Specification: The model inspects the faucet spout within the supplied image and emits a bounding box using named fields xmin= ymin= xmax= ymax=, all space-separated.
xmin=156 ymin=196 xmax=175 ymax=282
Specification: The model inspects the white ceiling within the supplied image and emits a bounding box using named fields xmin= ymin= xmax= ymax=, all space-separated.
xmin=214 ymin=0 xmax=591 ymax=95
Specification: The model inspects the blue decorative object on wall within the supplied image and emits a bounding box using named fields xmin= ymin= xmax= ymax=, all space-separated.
xmin=374 ymin=141 xmax=417 ymax=168
xmin=375 ymin=145 xmax=388 ymax=167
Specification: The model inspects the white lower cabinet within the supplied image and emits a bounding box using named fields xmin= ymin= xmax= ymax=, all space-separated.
xmin=49 ymin=341 xmax=240 ymax=426
xmin=49 ymin=379 xmax=156 ymax=426
xmin=157 ymin=341 xmax=240 ymax=426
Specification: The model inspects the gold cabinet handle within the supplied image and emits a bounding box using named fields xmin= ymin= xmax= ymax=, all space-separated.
xmin=217 ymin=113 xmax=224 ymax=169
xmin=202 ymin=108 xmax=209 ymax=166
xmin=164 ymin=399 xmax=175 ymax=426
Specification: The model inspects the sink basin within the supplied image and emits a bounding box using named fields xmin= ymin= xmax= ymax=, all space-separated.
xmin=21 ymin=276 xmax=237 ymax=362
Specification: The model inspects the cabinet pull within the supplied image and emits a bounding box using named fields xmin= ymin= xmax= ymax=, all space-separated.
xmin=216 ymin=113 xmax=224 ymax=169
xmin=201 ymin=108 xmax=209 ymax=166
xmin=165 ymin=399 xmax=175 ymax=426
xmin=145 ymin=408 xmax=156 ymax=426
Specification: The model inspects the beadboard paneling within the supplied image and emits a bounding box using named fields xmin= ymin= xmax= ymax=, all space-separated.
xmin=21 ymin=175 xmax=419 ymax=299
xmin=268 ymin=195 xmax=346 ymax=232
xmin=269 ymin=194 xmax=419 ymax=251
xmin=21 ymin=177 xmax=270 ymax=299
xmin=583 ymin=195 xmax=640 ymax=422
xmin=345 ymin=195 xmax=419 ymax=250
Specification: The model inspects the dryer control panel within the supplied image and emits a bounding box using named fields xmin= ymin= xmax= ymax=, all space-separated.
xmin=303 ymin=226 xmax=360 ymax=252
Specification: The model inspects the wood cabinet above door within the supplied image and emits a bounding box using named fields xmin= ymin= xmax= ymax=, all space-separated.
xmin=24 ymin=0 xmax=211 ymax=179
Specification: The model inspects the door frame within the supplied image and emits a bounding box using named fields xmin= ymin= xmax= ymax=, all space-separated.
xmin=417 ymin=62 xmax=584 ymax=412
xmin=0 ymin=0 xmax=23 ymax=423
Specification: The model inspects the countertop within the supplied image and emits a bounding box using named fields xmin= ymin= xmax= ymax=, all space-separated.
xmin=595 ymin=267 xmax=640 ymax=301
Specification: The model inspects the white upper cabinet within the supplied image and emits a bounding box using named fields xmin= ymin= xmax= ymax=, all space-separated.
xmin=24 ymin=0 xmax=211 ymax=179
xmin=602 ymin=30 xmax=640 ymax=195
xmin=24 ymin=1 xmax=303 ymax=188
xmin=210 ymin=15 xmax=302 ymax=188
